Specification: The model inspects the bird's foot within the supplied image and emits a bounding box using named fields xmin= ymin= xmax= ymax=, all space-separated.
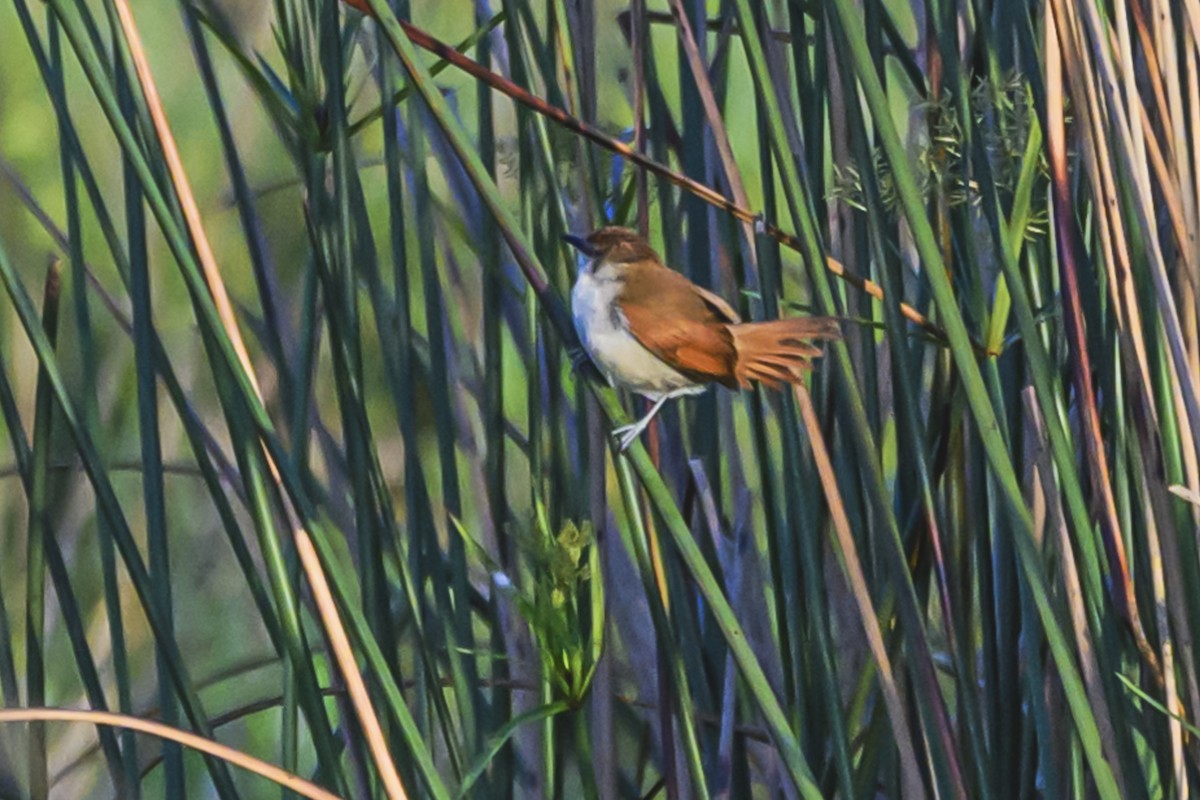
xmin=612 ymin=423 xmax=643 ymax=452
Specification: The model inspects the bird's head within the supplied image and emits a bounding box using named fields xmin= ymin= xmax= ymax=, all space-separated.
xmin=563 ymin=226 xmax=659 ymax=268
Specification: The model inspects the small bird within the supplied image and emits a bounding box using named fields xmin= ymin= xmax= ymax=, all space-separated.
xmin=566 ymin=226 xmax=840 ymax=450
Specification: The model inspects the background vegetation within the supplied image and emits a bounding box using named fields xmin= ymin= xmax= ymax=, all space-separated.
xmin=0 ymin=0 xmax=1198 ymax=797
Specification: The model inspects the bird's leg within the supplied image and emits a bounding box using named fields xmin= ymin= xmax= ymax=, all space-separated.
xmin=613 ymin=395 xmax=671 ymax=452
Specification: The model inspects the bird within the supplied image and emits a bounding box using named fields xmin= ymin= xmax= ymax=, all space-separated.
xmin=565 ymin=226 xmax=840 ymax=450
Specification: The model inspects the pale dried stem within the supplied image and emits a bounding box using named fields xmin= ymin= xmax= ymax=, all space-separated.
xmin=1064 ymin=0 xmax=1200 ymax=482
xmin=0 ymin=707 xmax=339 ymax=800
xmin=110 ymin=2 xmax=406 ymax=796
xmin=1022 ymin=383 xmax=1127 ymax=794
xmin=793 ymin=383 xmax=925 ymax=800
xmin=1136 ymin=465 xmax=1188 ymax=798
xmin=296 ymin=533 xmax=408 ymax=799
xmin=666 ymin=0 xmax=757 ymax=268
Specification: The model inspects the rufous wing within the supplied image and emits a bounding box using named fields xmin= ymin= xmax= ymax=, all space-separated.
xmin=690 ymin=283 xmax=742 ymax=324
xmin=617 ymin=261 xmax=740 ymax=387
xmin=615 ymin=259 xmax=839 ymax=390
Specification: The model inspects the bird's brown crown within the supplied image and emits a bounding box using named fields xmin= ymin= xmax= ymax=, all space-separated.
xmin=584 ymin=226 xmax=660 ymax=263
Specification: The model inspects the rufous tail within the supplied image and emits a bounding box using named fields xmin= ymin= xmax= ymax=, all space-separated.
xmin=729 ymin=317 xmax=841 ymax=389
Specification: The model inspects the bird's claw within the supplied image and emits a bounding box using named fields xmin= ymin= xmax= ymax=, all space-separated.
xmin=612 ymin=424 xmax=641 ymax=452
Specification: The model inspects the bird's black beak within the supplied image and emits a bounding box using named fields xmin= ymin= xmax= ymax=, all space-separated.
xmin=562 ymin=233 xmax=599 ymax=258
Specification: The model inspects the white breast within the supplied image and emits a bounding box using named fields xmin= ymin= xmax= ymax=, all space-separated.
xmin=571 ymin=263 xmax=703 ymax=401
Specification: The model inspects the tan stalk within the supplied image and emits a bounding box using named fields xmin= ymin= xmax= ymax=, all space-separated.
xmin=110 ymin=2 xmax=406 ymax=796
xmin=1096 ymin=0 xmax=1200 ymax=512
xmin=296 ymin=533 xmax=408 ymax=799
xmin=1137 ymin=464 xmax=1188 ymax=798
xmin=1186 ymin=40 xmax=1200 ymax=400
xmin=1022 ymin=387 xmax=1127 ymax=792
xmin=1137 ymin=102 xmax=1190 ymax=272
xmin=1157 ymin=0 xmax=1197 ymax=261
xmin=353 ymin=11 xmax=951 ymax=344
xmin=1129 ymin=0 xmax=1177 ymax=160
xmin=0 ymin=708 xmax=339 ymax=800
xmin=1154 ymin=0 xmax=1200 ymax=400
xmin=1067 ymin=0 xmax=1200 ymax=467
xmin=665 ymin=0 xmax=758 ymax=267
xmin=794 ymin=384 xmax=927 ymax=799
xmin=1048 ymin=0 xmax=1158 ymax=682
xmin=1185 ymin=0 xmax=1200 ymax=59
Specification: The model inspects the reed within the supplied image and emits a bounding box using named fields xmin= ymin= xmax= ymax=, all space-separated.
xmin=0 ymin=0 xmax=1197 ymax=796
